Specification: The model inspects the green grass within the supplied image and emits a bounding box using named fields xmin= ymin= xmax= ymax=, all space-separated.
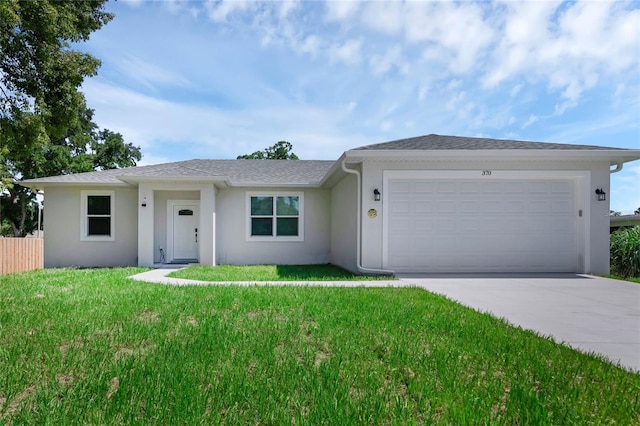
xmin=168 ymin=264 xmax=396 ymax=281
xmin=606 ymin=275 xmax=640 ymax=284
xmin=610 ymin=226 xmax=640 ymax=278
xmin=1 ymin=268 xmax=639 ymax=424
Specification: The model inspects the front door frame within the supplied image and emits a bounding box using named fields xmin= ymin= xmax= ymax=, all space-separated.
xmin=167 ymin=199 xmax=200 ymax=263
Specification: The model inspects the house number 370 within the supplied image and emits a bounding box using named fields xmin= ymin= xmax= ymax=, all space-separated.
xmin=482 ymin=170 xmax=492 ymax=176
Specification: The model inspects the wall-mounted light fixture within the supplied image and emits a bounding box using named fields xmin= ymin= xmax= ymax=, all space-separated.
xmin=141 ymin=196 xmax=147 ymax=207
xmin=373 ymin=188 xmax=381 ymax=202
xmin=595 ymin=188 xmax=606 ymax=202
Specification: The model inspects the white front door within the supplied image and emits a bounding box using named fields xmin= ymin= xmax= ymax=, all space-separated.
xmin=168 ymin=201 xmax=199 ymax=262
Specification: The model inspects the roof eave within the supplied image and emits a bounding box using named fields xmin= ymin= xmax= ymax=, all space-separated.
xmin=19 ymin=180 xmax=130 ymax=190
xmin=229 ymin=182 xmax=322 ymax=188
xmin=318 ymin=153 xmax=348 ymax=188
xmin=116 ymin=175 xmax=229 ymax=185
xmin=344 ymin=149 xmax=640 ymax=164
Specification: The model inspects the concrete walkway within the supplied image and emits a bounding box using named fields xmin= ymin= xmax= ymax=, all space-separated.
xmin=129 ymin=269 xmax=640 ymax=372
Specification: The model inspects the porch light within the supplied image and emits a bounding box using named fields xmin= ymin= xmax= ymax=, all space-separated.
xmin=373 ymin=188 xmax=381 ymax=202
xmin=595 ymin=188 xmax=606 ymax=202
xmin=141 ymin=197 xmax=147 ymax=207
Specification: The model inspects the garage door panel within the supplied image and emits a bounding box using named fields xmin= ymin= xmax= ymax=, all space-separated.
xmin=552 ymin=181 xmax=572 ymax=193
xmin=387 ymin=178 xmax=577 ymax=273
xmin=436 ymin=202 xmax=456 ymax=214
xmin=390 ymin=201 xmax=410 ymax=214
xmin=437 ymin=182 xmax=457 ymax=193
xmin=415 ymin=182 xmax=435 ymax=193
xmin=389 ymin=219 xmax=410 ymax=233
xmin=415 ymin=219 xmax=433 ymax=232
xmin=415 ymin=201 xmax=434 ymax=213
xmin=504 ymin=182 xmax=525 ymax=193
xmin=552 ymin=200 xmax=572 ymax=213
xmin=528 ymin=200 xmax=549 ymax=214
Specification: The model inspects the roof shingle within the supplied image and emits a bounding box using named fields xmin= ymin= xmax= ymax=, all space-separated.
xmin=22 ymin=159 xmax=335 ymax=186
xmin=353 ymin=134 xmax=624 ymax=151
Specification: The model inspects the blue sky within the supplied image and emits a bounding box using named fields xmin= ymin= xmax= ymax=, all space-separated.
xmin=79 ymin=0 xmax=639 ymax=213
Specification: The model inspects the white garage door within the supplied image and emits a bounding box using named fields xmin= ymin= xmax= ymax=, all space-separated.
xmin=386 ymin=179 xmax=577 ymax=273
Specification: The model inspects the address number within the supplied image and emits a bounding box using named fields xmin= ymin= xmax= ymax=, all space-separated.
xmin=482 ymin=170 xmax=492 ymax=176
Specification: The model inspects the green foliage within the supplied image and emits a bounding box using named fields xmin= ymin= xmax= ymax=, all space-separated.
xmin=0 ymin=0 xmax=141 ymax=236
xmin=610 ymin=226 xmax=640 ymax=278
xmin=238 ymin=141 xmax=299 ymax=160
xmin=0 ymin=268 xmax=638 ymax=424
xmin=169 ymin=264 xmax=395 ymax=281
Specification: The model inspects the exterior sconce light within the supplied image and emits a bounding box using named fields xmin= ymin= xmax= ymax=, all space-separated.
xmin=141 ymin=197 xmax=147 ymax=207
xmin=373 ymin=188 xmax=381 ymax=202
xmin=595 ymin=188 xmax=606 ymax=202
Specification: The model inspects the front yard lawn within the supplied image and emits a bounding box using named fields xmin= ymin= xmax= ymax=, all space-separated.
xmin=0 ymin=268 xmax=638 ymax=424
xmin=168 ymin=264 xmax=396 ymax=281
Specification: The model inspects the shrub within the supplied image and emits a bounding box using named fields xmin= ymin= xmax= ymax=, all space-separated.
xmin=610 ymin=226 xmax=640 ymax=278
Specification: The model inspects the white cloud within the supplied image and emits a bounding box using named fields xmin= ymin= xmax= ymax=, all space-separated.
xmin=522 ymin=114 xmax=539 ymax=128
xmin=328 ymin=39 xmax=363 ymax=65
xmin=369 ymin=46 xmax=407 ymax=76
xmin=120 ymin=0 xmax=145 ymax=8
xmin=115 ymin=55 xmax=191 ymax=91
xmin=324 ymin=0 xmax=362 ymax=22
xmin=483 ymin=1 xmax=639 ymax=111
xmin=297 ymin=35 xmax=322 ymax=56
xmin=275 ymin=0 xmax=299 ymax=20
xmin=82 ymin=79 xmax=367 ymax=161
xmin=361 ymin=1 xmax=404 ymax=34
xmin=509 ymin=83 xmax=523 ymax=97
xmin=404 ymin=1 xmax=494 ymax=73
xmin=380 ymin=120 xmax=393 ymax=132
xmin=204 ymin=0 xmax=255 ymax=23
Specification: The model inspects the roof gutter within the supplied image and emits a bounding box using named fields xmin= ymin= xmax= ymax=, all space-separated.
xmin=610 ymin=163 xmax=623 ymax=173
xmin=341 ymin=158 xmax=394 ymax=276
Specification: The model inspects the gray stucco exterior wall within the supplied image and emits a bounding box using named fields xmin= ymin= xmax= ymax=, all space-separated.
xmin=43 ymin=186 xmax=138 ymax=268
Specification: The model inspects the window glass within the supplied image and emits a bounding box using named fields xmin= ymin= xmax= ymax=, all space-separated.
xmin=276 ymin=218 xmax=298 ymax=236
xmin=81 ymin=191 xmax=114 ymax=240
xmin=88 ymin=217 xmax=111 ymax=235
xmin=251 ymin=218 xmax=273 ymax=236
xmin=248 ymin=193 xmax=302 ymax=240
xmin=276 ymin=196 xmax=299 ymax=216
xmin=88 ymin=195 xmax=110 ymax=215
xmin=251 ymin=196 xmax=273 ymax=215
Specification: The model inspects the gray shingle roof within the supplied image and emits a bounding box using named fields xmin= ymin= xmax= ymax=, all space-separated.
xmin=353 ymin=134 xmax=625 ymax=151
xmin=21 ymin=134 xmax=636 ymax=188
xmin=22 ymin=159 xmax=335 ymax=186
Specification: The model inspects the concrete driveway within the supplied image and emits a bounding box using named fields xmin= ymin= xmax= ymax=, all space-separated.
xmin=399 ymin=274 xmax=640 ymax=372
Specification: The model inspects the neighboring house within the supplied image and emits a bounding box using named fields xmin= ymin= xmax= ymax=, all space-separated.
xmin=610 ymin=215 xmax=640 ymax=233
xmin=21 ymin=134 xmax=640 ymax=275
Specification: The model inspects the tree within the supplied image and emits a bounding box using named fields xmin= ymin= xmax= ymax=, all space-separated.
xmin=0 ymin=1 xmax=141 ymax=236
xmin=635 ymin=207 xmax=640 ymax=215
xmin=237 ymin=141 xmax=299 ymax=160
xmin=610 ymin=210 xmax=622 ymax=217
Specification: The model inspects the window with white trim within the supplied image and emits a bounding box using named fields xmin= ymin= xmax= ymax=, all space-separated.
xmin=247 ymin=192 xmax=303 ymax=241
xmin=81 ymin=190 xmax=115 ymax=241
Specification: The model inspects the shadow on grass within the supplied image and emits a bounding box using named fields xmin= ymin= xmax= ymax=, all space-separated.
xmin=275 ymin=264 xmax=394 ymax=280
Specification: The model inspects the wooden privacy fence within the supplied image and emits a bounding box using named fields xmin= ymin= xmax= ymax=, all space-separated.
xmin=0 ymin=238 xmax=44 ymax=275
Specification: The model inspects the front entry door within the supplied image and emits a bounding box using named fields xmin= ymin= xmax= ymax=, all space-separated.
xmin=169 ymin=201 xmax=199 ymax=262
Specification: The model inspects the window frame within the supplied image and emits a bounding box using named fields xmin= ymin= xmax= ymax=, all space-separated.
xmin=246 ymin=191 xmax=304 ymax=242
xmin=80 ymin=190 xmax=115 ymax=241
